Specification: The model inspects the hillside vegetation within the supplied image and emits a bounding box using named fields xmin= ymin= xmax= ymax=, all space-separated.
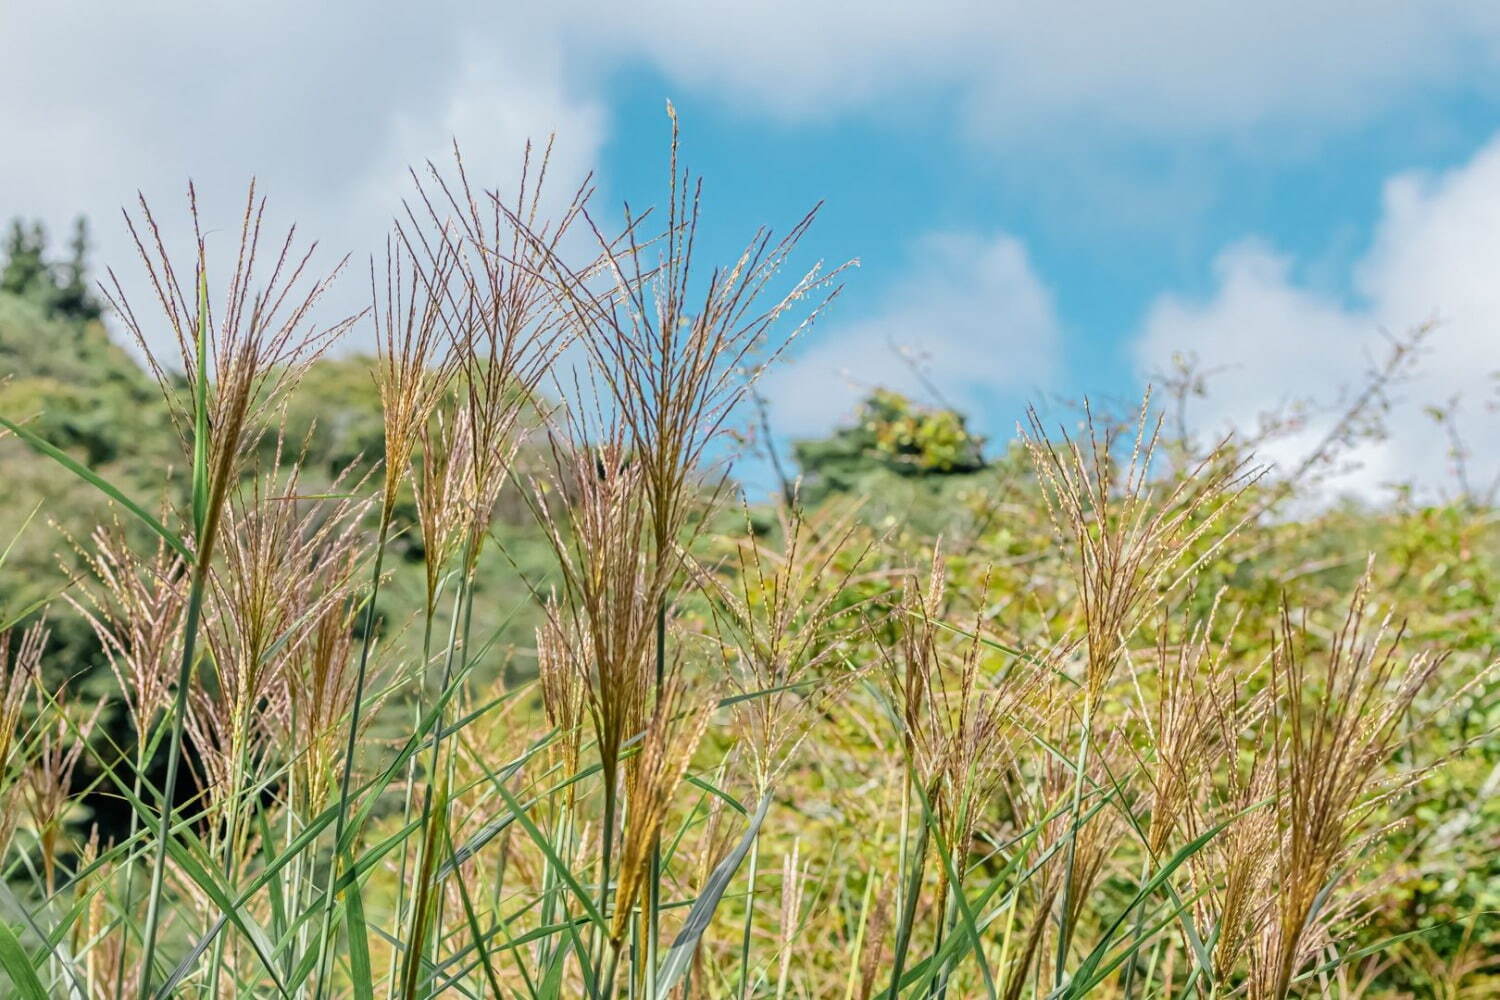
xmin=0 ymin=140 xmax=1496 ymax=998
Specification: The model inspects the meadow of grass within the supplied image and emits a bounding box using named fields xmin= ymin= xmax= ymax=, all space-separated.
xmin=0 ymin=126 xmax=1496 ymax=998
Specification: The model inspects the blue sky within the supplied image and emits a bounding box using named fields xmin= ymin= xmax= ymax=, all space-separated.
xmin=6 ymin=2 xmax=1500 ymax=496
xmin=607 ymin=72 xmax=1497 ymax=368
xmin=601 ymin=61 xmax=1500 ymax=496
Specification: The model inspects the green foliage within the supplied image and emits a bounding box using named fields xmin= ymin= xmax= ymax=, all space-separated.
xmin=0 ymin=288 xmax=175 ymax=646
xmin=1 ymin=217 xmax=104 ymax=323
xmin=793 ymin=389 xmax=986 ymax=502
xmin=275 ymin=358 xmax=387 ymax=479
xmin=0 ymin=293 xmax=161 ymax=464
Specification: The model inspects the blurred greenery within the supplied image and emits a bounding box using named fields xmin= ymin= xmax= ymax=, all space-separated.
xmin=793 ymin=387 xmax=987 ymax=505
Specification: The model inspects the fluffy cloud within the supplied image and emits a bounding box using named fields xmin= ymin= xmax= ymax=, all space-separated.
xmin=758 ymin=231 xmax=1060 ymax=438
xmin=1136 ymin=136 xmax=1500 ymax=498
xmin=0 ymin=3 xmax=605 ymax=349
xmin=551 ymin=1 xmax=1500 ymax=136
xmin=11 ymin=0 xmax=1500 ymax=291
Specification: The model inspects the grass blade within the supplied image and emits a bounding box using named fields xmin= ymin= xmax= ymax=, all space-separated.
xmin=0 ymin=919 xmax=48 ymax=1000
xmin=0 ymin=416 xmax=190 ymax=561
xmin=656 ymin=790 xmax=773 ymax=995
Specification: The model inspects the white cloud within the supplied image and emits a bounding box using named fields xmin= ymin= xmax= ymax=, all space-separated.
xmin=0 ymin=3 xmax=606 ymax=352
xmin=9 ymin=0 xmax=1500 ymax=355
xmin=550 ymin=0 xmax=1500 ymax=136
xmin=1136 ymin=135 xmax=1500 ymax=498
xmin=759 ymin=231 xmax=1060 ymax=437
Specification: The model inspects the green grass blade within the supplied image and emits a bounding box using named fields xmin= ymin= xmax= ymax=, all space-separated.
xmin=190 ymin=263 xmax=210 ymax=538
xmin=1062 ymin=800 xmax=1268 ymax=997
xmin=537 ymin=944 xmax=569 ymax=1000
xmin=444 ymin=822 xmax=510 ymax=1000
xmin=907 ymin=779 xmax=998 ymax=1000
xmin=152 ymin=839 xmax=291 ymax=1000
xmin=0 ymin=500 xmax=41 ymax=570
xmin=344 ymin=873 xmax=376 ymax=1000
xmin=657 ymin=790 xmax=773 ymax=996
xmin=0 ymin=416 xmax=190 ymax=561
xmin=0 ymin=919 xmax=48 ymax=1000
xmin=486 ymin=776 xmax=607 ymax=933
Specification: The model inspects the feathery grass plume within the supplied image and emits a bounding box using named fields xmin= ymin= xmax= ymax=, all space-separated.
xmin=1249 ymin=572 xmax=1448 ymax=1000
xmin=75 ymin=831 xmax=139 ymax=1000
xmin=23 ymin=675 xmax=105 ymax=893
xmin=71 ymin=524 xmax=187 ymax=737
xmin=1128 ymin=593 xmax=1254 ymax=863
xmin=533 ymin=106 xmax=846 ymax=569
xmin=323 ymin=230 xmax=456 ymax=869
xmin=190 ymin=451 xmax=369 ymax=881
xmin=530 ymin=419 xmax=663 ymax=993
xmin=1131 ymin=604 xmax=1237 ymax=862
xmin=403 ymin=139 xmax=584 ymax=573
xmin=217 ymin=450 xmax=371 ymax=1000
xmin=9 ymin=124 xmax=1500 ymax=1000
xmin=344 ymin=233 xmax=461 ymax=809
xmin=314 ymin=237 xmax=459 ymax=976
xmin=68 ymin=525 xmax=189 ymax=997
xmin=276 ymin=546 xmax=382 ymax=816
xmin=1179 ymin=630 xmax=1278 ymax=985
xmin=319 ymin=233 xmax=459 ymax=886
xmin=670 ymin=499 xmax=879 ymax=996
xmin=1115 ymin=598 xmax=1246 ymax=996
xmin=855 ymin=881 xmax=895 ymax=1000
xmin=533 ymin=424 xmax=660 ymax=793
xmin=525 ymin=598 xmax=593 ymax=994
xmin=1023 ymin=394 xmax=1258 ymax=698
xmin=105 ymin=183 xmax=356 ymax=991
xmin=109 ymin=184 xmax=356 ymax=551
xmin=878 ymin=549 xmax=946 ymax=999
xmin=1208 ymin=774 xmax=1280 ymax=988
xmin=705 ymin=497 xmax=884 ymax=792
xmin=1024 ymin=393 xmax=1256 ymax=983
xmin=999 ymin=883 xmax=1058 ymax=1000
xmin=395 ymin=138 xmax=580 ymax=931
xmin=527 ymin=111 xmax=846 ymax=994
xmin=774 ymin=839 xmax=807 ymax=999
xmin=338 ymin=238 xmax=460 ymax=886
xmin=936 ymin=614 xmax=1041 ymax=910
xmin=908 ymin=567 xmax=1044 ymax=905
xmin=536 ymin=605 xmax=588 ymax=784
xmin=0 ymin=623 xmax=44 ymax=861
xmin=884 ymin=550 xmax=946 ymax=776
xmin=315 ymin=235 xmax=454 ymax=979
xmin=371 ymin=236 xmax=460 ymax=523
xmin=390 ymin=142 xmax=592 ymax=997
xmin=610 ymin=663 xmax=716 ymax=963
xmin=412 ymin=404 xmax=473 ymax=618
xmin=878 ymin=550 xmax=1050 ymax=995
